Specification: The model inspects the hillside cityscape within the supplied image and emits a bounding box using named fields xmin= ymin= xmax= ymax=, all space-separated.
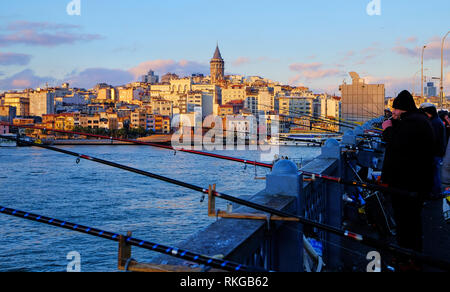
xmin=0 ymin=45 xmax=448 ymax=141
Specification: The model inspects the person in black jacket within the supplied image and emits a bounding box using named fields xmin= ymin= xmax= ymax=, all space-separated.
xmin=438 ymin=110 xmax=450 ymax=146
xmin=420 ymin=103 xmax=446 ymax=198
xmin=381 ymin=90 xmax=435 ymax=268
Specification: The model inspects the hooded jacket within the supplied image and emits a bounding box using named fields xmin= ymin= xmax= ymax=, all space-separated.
xmin=381 ymin=109 xmax=435 ymax=196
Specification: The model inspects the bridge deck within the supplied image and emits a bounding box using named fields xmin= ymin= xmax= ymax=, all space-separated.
xmin=339 ymin=198 xmax=450 ymax=272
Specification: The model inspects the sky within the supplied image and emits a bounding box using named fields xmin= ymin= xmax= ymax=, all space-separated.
xmin=0 ymin=0 xmax=449 ymax=96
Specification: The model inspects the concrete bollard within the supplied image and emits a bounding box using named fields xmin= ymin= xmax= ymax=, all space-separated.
xmin=265 ymin=159 xmax=304 ymax=271
xmin=265 ymin=159 xmax=301 ymax=197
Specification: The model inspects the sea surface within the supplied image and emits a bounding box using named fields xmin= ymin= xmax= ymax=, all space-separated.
xmin=0 ymin=144 xmax=320 ymax=272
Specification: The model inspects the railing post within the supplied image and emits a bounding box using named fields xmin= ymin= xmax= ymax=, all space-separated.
xmin=321 ymin=139 xmax=343 ymax=271
xmin=265 ymin=160 xmax=303 ymax=272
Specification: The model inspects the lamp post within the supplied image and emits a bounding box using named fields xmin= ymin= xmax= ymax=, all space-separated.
xmin=413 ymin=69 xmax=428 ymax=96
xmin=421 ymin=45 xmax=427 ymax=98
xmin=440 ymin=31 xmax=450 ymax=108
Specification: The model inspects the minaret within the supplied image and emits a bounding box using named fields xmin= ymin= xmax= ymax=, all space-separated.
xmin=210 ymin=44 xmax=225 ymax=84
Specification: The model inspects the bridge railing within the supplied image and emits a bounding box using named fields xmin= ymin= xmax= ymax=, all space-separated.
xmin=150 ymin=139 xmax=349 ymax=272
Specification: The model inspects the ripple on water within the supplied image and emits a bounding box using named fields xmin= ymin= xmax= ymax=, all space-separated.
xmin=0 ymin=145 xmax=320 ymax=271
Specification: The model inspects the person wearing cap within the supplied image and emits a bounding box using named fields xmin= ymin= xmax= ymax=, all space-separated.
xmin=381 ymin=90 xmax=435 ymax=269
xmin=420 ymin=103 xmax=446 ymax=198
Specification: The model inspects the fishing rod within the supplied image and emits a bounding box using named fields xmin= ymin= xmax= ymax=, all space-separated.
xmin=0 ymin=206 xmax=261 ymax=272
xmin=257 ymin=102 xmax=359 ymax=129
xmin=0 ymin=122 xmax=272 ymax=168
xmin=5 ymin=136 xmax=450 ymax=271
xmin=3 ymin=122 xmax=321 ymax=166
xmin=300 ymin=171 xmax=416 ymax=199
xmin=242 ymin=103 xmax=344 ymax=134
xmin=0 ymin=132 xmax=412 ymax=198
xmin=276 ymin=115 xmax=343 ymax=134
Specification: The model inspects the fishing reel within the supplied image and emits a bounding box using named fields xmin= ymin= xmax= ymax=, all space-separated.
xmin=343 ymin=186 xmax=396 ymax=240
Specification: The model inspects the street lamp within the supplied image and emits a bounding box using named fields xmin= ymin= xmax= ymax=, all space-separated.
xmin=413 ymin=68 xmax=428 ymax=96
xmin=421 ymin=45 xmax=427 ymax=98
xmin=440 ymin=31 xmax=450 ymax=108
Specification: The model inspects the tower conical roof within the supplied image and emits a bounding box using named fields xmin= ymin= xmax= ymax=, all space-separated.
xmin=212 ymin=45 xmax=223 ymax=60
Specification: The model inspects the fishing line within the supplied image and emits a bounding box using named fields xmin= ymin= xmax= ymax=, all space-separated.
xmin=0 ymin=205 xmax=263 ymax=272
xmin=3 ymin=135 xmax=449 ymax=271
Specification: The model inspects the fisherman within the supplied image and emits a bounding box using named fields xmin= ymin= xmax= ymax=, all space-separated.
xmin=420 ymin=103 xmax=446 ymax=198
xmin=442 ymin=137 xmax=450 ymax=224
xmin=438 ymin=110 xmax=450 ymax=145
xmin=381 ymin=90 xmax=435 ymax=271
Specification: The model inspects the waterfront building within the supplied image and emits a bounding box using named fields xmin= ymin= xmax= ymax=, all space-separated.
xmin=257 ymin=87 xmax=275 ymax=116
xmin=313 ymin=94 xmax=341 ymax=119
xmin=118 ymin=87 xmax=145 ymax=104
xmin=222 ymin=100 xmax=244 ymax=116
xmin=152 ymin=99 xmax=173 ymax=117
xmin=97 ymin=86 xmax=117 ymax=102
xmin=13 ymin=118 xmax=34 ymax=126
xmin=275 ymin=95 xmax=314 ymax=118
xmin=339 ymin=72 xmax=385 ymax=123
xmin=0 ymin=123 xmax=9 ymax=134
xmin=55 ymin=113 xmax=76 ymax=131
xmin=4 ymin=94 xmax=30 ymax=117
xmin=223 ymin=114 xmax=255 ymax=140
xmin=244 ymin=96 xmax=258 ymax=117
xmin=131 ymin=110 xmax=147 ymax=129
xmin=154 ymin=115 xmax=170 ymax=134
xmin=0 ymin=105 xmax=17 ymax=123
xmin=79 ymin=114 xmax=101 ymax=129
xmin=186 ymin=91 xmax=214 ymax=119
xmin=218 ymin=104 xmax=234 ymax=117
xmin=222 ymin=85 xmax=246 ymax=105
xmin=28 ymin=90 xmax=55 ymax=117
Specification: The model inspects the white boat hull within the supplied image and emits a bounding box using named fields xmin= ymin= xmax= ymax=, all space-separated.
xmin=0 ymin=135 xmax=17 ymax=147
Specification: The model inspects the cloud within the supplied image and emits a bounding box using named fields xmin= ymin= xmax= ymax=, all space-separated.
xmin=7 ymin=21 xmax=81 ymax=31
xmin=345 ymin=51 xmax=355 ymax=57
xmin=229 ymin=56 xmax=279 ymax=67
xmin=0 ymin=58 xmax=211 ymax=91
xmin=232 ymin=57 xmax=251 ymax=66
xmin=0 ymin=69 xmax=56 ymax=91
xmin=404 ymin=36 xmax=418 ymax=44
xmin=0 ymin=21 xmax=103 ymax=47
xmin=128 ymin=59 xmax=209 ymax=78
xmin=363 ymin=75 xmax=423 ymax=97
xmin=289 ymin=62 xmax=323 ymax=72
xmin=65 ymin=68 xmax=135 ymax=88
xmin=392 ymin=46 xmax=418 ymax=58
xmin=0 ymin=52 xmax=31 ymax=65
xmin=288 ymin=74 xmax=303 ymax=86
xmin=301 ymin=69 xmax=342 ymax=79
xmin=0 ymin=68 xmax=135 ymax=91
xmin=392 ymin=36 xmax=450 ymax=62
xmin=289 ymin=62 xmax=344 ymax=85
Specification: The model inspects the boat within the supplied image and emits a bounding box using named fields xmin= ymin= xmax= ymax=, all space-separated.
xmin=0 ymin=134 xmax=17 ymax=147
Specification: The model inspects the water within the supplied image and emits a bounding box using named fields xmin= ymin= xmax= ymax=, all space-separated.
xmin=0 ymin=145 xmax=320 ymax=272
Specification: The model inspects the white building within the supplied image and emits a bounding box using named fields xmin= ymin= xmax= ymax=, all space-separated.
xmin=29 ymin=90 xmax=55 ymax=117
